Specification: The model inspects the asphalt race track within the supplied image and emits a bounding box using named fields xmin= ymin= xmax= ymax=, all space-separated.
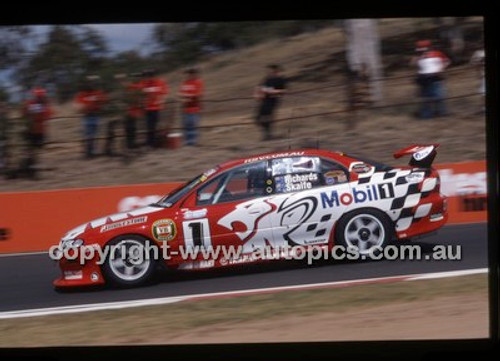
xmin=0 ymin=223 xmax=488 ymax=313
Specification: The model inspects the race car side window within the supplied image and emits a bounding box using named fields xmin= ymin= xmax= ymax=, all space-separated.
xmin=320 ymin=158 xmax=349 ymax=186
xmin=196 ymin=162 xmax=268 ymax=205
xmin=271 ymin=157 xmax=322 ymax=194
xmin=195 ymin=174 xmax=228 ymax=206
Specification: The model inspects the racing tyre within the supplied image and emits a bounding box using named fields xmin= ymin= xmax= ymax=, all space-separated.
xmin=102 ymin=235 xmax=157 ymax=288
xmin=335 ymin=209 xmax=393 ymax=259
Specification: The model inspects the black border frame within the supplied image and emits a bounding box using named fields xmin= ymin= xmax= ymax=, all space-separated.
xmin=1 ymin=1 xmax=497 ymax=360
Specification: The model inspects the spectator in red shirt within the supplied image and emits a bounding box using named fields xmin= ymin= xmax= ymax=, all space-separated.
xmin=75 ymin=76 xmax=108 ymax=159
xmin=23 ymin=87 xmax=53 ymax=146
xmin=178 ymin=67 xmax=204 ymax=146
xmin=410 ymin=40 xmax=451 ymax=119
xmin=21 ymin=86 xmax=53 ymax=178
xmin=140 ymin=69 xmax=168 ymax=148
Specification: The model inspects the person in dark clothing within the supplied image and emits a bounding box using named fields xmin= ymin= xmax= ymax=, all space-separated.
xmin=254 ymin=64 xmax=286 ymax=141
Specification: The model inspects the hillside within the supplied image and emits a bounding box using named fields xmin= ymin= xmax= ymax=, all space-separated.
xmin=0 ymin=18 xmax=485 ymax=192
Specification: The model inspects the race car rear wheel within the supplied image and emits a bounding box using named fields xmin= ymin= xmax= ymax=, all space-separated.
xmin=335 ymin=209 xmax=393 ymax=257
xmin=102 ymin=235 xmax=157 ymax=287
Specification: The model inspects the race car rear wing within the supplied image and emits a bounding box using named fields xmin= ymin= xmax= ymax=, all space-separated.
xmin=393 ymin=144 xmax=439 ymax=168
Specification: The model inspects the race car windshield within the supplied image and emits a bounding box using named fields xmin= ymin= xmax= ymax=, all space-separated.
xmin=154 ymin=167 xmax=220 ymax=207
xmin=154 ymin=175 xmax=204 ymax=207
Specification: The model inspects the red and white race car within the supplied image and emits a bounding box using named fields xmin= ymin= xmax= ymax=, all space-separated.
xmin=53 ymin=145 xmax=448 ymax=288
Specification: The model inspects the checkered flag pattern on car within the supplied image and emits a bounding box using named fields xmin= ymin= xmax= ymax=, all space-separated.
xmin=354 ymin=169 xmax=437 ymax=231
xmin=304 ymin=213 xmax=332 ymax=239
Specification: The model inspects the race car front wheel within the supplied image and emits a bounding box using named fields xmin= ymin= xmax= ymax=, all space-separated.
xmin=102 ymin=235 xmax=157 ymax=287
xmin=335 ymin=209 xmax=393 ymax=257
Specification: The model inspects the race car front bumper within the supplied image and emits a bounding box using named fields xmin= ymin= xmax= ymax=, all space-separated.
xmin=53 ymin=257 xmax=105 ymax=288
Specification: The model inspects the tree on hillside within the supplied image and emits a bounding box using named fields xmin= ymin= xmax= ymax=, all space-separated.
xmin=111 ymin=50 xmax=152 ymax=76
xmin=151 ymin=21 xmax=337 ymax=70
xmin=152 ymin=23 xmax=204 ymax=70
xmin=436 ymin=17 xmax=468 ymax=64
xmin=344 ymin=19 xmax=383 ymax=104
xmin=0 ymin=26 xmax=31 ymax=69
xmin=13 ymin=25 xmax=109 ymax=103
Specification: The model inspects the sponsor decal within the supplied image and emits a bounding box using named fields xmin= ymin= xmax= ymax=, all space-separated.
xmin=100 ymin=216 xmax=148 ymax=233
xmin=90 ymin=272 xmax=99 ymax=282
xmin=244 ymin=151 xmax=305 ymax=164
xmin=199 ymin=167 xmax=219 ymax=182
xmin=64 ymin=270 xmax=83 ymax=280
xmin=183 ymin=208 xmax=208 ymax=220
xmin=178 ymin=260 xmax=215 ymax=270
xmin=324 ymin=170 xmax=347 ymax=185
xmin=152 ymin=219 xmax=177 ymax=242
xmin=413 ymin=146 xmax=434 ymax=161
xmin=350 ymin=162 xmax=373 ymax=174
xmin=220 ymin=253 xmax=260 ymax=266
xmin=275 ymin=172 xmax=318 ymax=193
xmin=406 ymin=172 xmax=425 ymax=183
xmin=303 ymin=238 xmax=328 ymax=245
xmin=321 ymin=183 xmax=395 ymax=208
xmin=203 ymin=168 xmax=217 ymax=177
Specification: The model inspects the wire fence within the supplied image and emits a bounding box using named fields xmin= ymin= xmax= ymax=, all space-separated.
xmin=2 ymin=65 xmax=483 ymax=149
xmin=5 ymin=91 xmax=478 ymax=149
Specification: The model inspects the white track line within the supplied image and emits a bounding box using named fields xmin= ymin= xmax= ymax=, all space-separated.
xmin=0 ymin=268 xmax=487 ymax=320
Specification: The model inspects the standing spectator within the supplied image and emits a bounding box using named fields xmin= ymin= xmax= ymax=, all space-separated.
xmin=470 ymin=46 xmax=485 ymax=113
xmin=254 ymin=64 xmax=286 ymax=141
xmin=21 ymin=87 xmax=53 ymax=178
xmin=124 ymin=73 xmax=145 ymax=154
xmin=178 ymin=67 xmax=204 ymax=146
xmin=75 ymin=76 xmax=107 ymax=159
xmin=140 ymin=69 xmax=168 ymax=148
xmin=410 ymin=40 xmax=451 ymax=119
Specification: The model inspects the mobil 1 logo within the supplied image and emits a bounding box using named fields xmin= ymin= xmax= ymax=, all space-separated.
xmin=320 ymin=183 xmax=395 ymax=208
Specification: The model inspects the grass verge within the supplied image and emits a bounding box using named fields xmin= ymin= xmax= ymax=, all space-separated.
xmin=0 ymin=273 xmax=488 ymax=346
